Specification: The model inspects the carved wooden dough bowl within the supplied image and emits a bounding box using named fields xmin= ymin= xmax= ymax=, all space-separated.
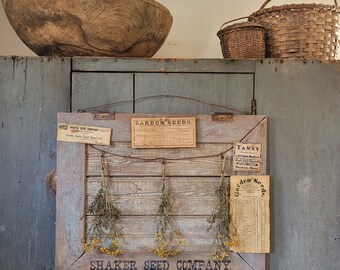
xmin=2 ymin=0 xmax=173 ymax=57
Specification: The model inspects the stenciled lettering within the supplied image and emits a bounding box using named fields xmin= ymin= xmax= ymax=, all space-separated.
xmin=176 ymin=260 xmax=231 ymax=270
xmin=144 ymin=260 xmax=169 ymax=270
xmin=89 ymin=260 xmax=137 ymax=270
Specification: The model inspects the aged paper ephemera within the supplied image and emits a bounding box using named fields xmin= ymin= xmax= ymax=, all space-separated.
xmin=57 ymin=123 xmax=111 ymax=146
xmin=233 ymin=142 xmax=262 ymax=171
xmin=131 ymin=117 xmax=196 ymax=148
xmin=230 ymin=175 xmax=270 ymax=253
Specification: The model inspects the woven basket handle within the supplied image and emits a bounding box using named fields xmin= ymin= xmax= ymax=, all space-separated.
xmin=260 ymin=0 xmax=338 ymax=10
xmin=219 ymin=16 xmax=256 ymax=30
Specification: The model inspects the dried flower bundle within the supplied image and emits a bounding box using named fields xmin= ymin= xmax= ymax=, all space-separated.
xmin=82 ymin=153 xmax=123 ymax=256
xmin=207 ymin=154 xmax=239 ymax=260
xmin=150 ymin=161 xmax=185 ymax=258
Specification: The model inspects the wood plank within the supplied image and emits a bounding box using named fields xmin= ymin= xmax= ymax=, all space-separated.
xmin=86 ymin=143 xmax=233 ymax=177
xmin=56 ymin=141 xmax=86 ymax=269
xmin=134 ymin=73 xmax=253 ymax=115
xmin=58 ymin=113 xmax=267 ymax=143
xmin=86 ymin=177 xmax=221 ymax=215
xmin=87 ymin=177 xmax=219 ymax=197
xmin=255 ymin=59 xmax=340 ymax=270
xmin=0 ymin=56 xmax=70 ymax=270
xmin=88 ymin=142 xmax=233 ymax=159
xmin=81 ymin=237 xmax=213 ymax=253
xmin=86 ymin=194 xmax=217 ymax=216
xmin=85 ymin=216 xmax=216 ymax=252
xmin=236 ymin=116 xmax=267 ymax=175
xmin=68 ymin=252 xmax=263 ymax=270
xmin=87 ymin=156 xmax=231 ymax=177
xmin=72 ymin=58 xmax=256 ymax=73
xmin=72 ymin=72 xmax=134 ymax=112
xmin=86 ymin=216 xmax=214 ymax=238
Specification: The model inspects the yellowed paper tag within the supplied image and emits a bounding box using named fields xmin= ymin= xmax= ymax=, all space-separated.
xmin=57 ymin=123 xmax=111 ymax=146
xmin=233 ymin=142 xmax=262 ymax=171
xmin=131 ymin=117 xmax=196 ymax=148
xmin=230 ymin=175 xmax=270 ymax=253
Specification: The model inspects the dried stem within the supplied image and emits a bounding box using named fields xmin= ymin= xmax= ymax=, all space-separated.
xmin=82 ymin=152 xmax=123 ymax=256
xmin=207 ymin=154 xmax=239 ymax=260
xmin=150 ymin=161 xmax=185 ymax=258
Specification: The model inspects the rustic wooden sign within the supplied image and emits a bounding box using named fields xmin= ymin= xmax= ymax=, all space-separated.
xmin=230 ymin=175 xmax=270 ymax=253
xmin=131 ymin=117 xmax=196 ymax=148
xmin=56 ymin=113 xmax=268 ymax=270
xmin=57 ymin=123 xmax=111 ymax=146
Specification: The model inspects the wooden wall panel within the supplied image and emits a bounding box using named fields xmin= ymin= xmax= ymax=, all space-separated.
xmin=134 ymin=73 xmax=253 ymax=115
xmin=72 ymin=58 xmax=256 ymax=73
xmin=0 ymin=56 xmax=70 ymax=269
xmin=255 ymin=60 xmax=340 ymax=270
xmin=72 ymin=72 xmax=134 ymax=112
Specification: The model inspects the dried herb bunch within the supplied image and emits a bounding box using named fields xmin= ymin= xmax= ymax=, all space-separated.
xmin=207 ymin=154 xmax=239 ymax=260
xmin=150 ymin=161 xmax=185 ymax=258
xmin=82 ymin=152 xmax=123 ymax=256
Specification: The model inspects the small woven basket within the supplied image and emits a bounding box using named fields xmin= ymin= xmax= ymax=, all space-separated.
xmin=251 ymin=0 xmax=340 ymax=60
xmin=217 ymin=17 xmax=266 ymax=59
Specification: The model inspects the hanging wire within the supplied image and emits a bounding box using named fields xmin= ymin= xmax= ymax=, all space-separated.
xmin=89 ymin=116 xmax=266 ymax=162
xmin=90 ymin=144 xmax=233 ymax=162
xmin=78 ymin=94 xmax=250 ymax=115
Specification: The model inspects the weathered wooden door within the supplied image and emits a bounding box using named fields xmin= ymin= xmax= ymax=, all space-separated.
xmin=56 ymin=113 xmax=267 ymax=270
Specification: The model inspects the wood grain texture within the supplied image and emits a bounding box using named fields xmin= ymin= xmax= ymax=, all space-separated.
xmin=72 ymin=58 xmax=257 ymax=73
xmin=86 ymin=216 xmax=216 ymax=252
xmin=69 ymin=253 xmax=265 ymax=270
xmin=86 ymin=143 xmax=234 ymax=177
xmin=255 ymin=59 xmax=340 ymax=270
xmin=56 ymin=141 xmax=86 ymax=269
xmin=72 ymin=72 xmax=134 ymax=112
xmin=0 ymin=56 xmax=70 ymax=269
xmin=86 ymin=177 xmax=221 ymax=216
xmin=2 ymin=0 xmax=172 ymax=57
xmin=57 ymin=113 xmax=267 ymax=143
xmin=134 ymin=73 xmax=253 ymax=115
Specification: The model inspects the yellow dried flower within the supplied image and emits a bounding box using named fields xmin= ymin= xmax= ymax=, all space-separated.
xmin=208 ymin=155 xmax=240 ymax=260
xmin=150 ymin=162 xmax=185 ymax=258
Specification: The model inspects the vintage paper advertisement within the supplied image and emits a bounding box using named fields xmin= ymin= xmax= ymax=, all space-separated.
xmin=57 ymin=123 xmax=111 ymax=146
xmin=230 ymin=175 xmax=270 ymax=253
xmin=233 ymin=142 xmax=262 ymax=172
xmin=131 ymin=117 xmax=196 ymax=148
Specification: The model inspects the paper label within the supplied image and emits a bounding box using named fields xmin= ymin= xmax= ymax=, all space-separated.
xmin=131 ymin=117 xmax=196 ymax=148
xmin=233 ymin=142 xmax=262 ymax=171
xmin=57 ymin=123 xmax=111 ymax=146
xmin=230 ymin=175 xmax=270 ymax=253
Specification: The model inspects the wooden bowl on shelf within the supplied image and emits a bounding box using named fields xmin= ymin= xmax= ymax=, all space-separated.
xmin=2 ymin=0 xmax=173 ymax=57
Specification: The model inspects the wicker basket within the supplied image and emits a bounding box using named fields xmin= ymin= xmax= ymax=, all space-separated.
xmin=251 ymin=0 xmax=340 ymax=60
xmin=217 ymin=17 xmax=266 ymax=59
